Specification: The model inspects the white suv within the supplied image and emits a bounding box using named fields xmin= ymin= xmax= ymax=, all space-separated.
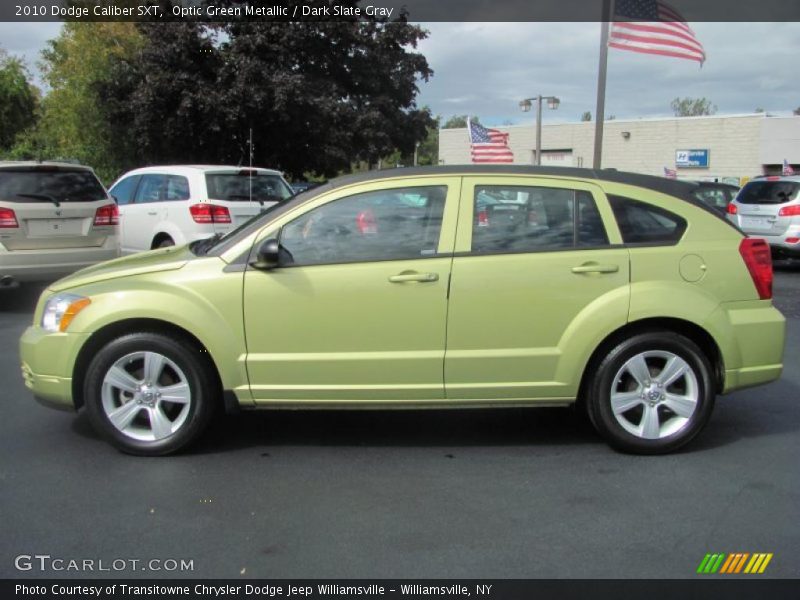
xmin=0 ymin=162 xmax=120 ymax=286
xmin=727 ymin=175 xmax=800 ymax=260
xmin=108 ymin=165 xmax=294 ymax=254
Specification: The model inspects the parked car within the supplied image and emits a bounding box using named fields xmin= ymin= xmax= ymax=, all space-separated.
xmin=108 ymin=165 xmax=293 ymax=254
xmin=726 ymin=175 xmax=800 ymax=259
xmin=0 ymin=161 xmax=119 ymax=287
xmin=691 ymin=181 xmax=740 ymax=215
xmin=20 ymin=165 xmax=785 ymax=456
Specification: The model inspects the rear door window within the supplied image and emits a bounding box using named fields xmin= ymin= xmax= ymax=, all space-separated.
xmin=471 ymin=185 xmax=609 ymax=254
xmin=133 ymin=174 xmax=190 ymax=203
xmin=737 ymin=181 xmax=800 ymax=205
xmin=608 ymin=195 xmax=687 ymax=245
xmin=0 ymin=168 xmax=106 ymax=203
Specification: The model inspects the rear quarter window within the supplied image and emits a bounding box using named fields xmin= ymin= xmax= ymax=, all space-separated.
xmin=609 ymin=195 xmax=687 ymax=245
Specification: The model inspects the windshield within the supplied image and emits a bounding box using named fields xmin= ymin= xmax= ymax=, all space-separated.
xmin=0 ymin=168 xmax=107 ymax=203
xmin=737 ymin=181 xmax=800 ymax=205
xmin=205 ymin=172 xmax=293 ymax=203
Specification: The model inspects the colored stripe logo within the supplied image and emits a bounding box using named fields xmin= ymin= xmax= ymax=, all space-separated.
xmin=697 ymin=553 xmax=773 ymax=574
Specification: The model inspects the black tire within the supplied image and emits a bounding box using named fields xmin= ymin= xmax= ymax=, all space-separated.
xmin=586 ymin=331 xmax=715 ymax=455
xmin=84 ymin=332 xmax=218 ymax=456
xmin=156 ymin=237 xmax=175 ymax=249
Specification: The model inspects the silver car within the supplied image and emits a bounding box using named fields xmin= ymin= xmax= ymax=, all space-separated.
xmin=0 ymin=162 xmax=120 ymax=287
xmin=727 ymin=175 xmax=800 ymax=259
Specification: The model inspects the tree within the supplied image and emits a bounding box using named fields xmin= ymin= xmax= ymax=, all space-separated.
xmin=580 ymin=111 xmax=592 ymax=122
xmin=25 ymin=22 xmax=143 ymax=181
xmin=794 ymin=107 xmax=800 ymax=116
xmin=99 ymin=4 xmax=435 ymax=179
xmin=670 ymin=97 xmax=717 ymax=117
xmin=0 ymin=49 xmax=38 ymax=152
xmin=441 ymin=115 xmax=481 ymax=129
xmin=754 ymin=107 xmax=765 ymax=113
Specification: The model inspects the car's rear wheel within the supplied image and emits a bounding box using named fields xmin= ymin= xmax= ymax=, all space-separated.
xmin=586 ymin=332 xmax=715 ymax=454
xmin=156 ymin=237 xmax=175 ymax=249
xmin=84 ymin=332 xmax=217 ymax=456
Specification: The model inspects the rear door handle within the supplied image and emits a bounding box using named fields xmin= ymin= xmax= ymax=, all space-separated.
xmin=147 ymin=211 xmax=158 ymax=216
xmin=571 ymin=264 xmax=619 ymax=274
xmin=388 ymin=271 xmax=439 ymax=283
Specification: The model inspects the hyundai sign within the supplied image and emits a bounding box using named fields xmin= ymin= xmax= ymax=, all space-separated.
xmin=676 ymin=149 xmax=710 ymax=168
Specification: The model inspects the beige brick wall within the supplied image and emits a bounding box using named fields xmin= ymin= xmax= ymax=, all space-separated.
xmin=439 ymin=114 xmax=795 ymax=180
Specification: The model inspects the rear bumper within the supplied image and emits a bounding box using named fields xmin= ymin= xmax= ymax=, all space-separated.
xmin=706 ymin=300 xmax=786 ymax=394
xmin=739 ymin=227 xmax=800 ymax=258
xmin=0 ymin=243 xmax=120 ymax=282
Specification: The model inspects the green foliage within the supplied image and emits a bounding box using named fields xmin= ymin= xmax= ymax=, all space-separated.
xmin=441 ymin=115 xmax=481 ymax=129
xmin=98 ymin=7 xmax=435 ymax=179
xmin=581 ymin=111 xmax=592 ymax=122
xmin=670 ymin=97 xmax=717 ymax=117
xmin=20 ymin=22 xmax=144 ymax=182
xmin=754 ymin=107 xmax=765 ymax=113
xmin=0 ymin=49 xmax=38 ymax=152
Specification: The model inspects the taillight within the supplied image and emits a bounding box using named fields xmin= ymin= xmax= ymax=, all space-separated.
xmin=739 ymin=238 xmax=773 ymax=300
xmin=0 ymin=207 xmax=18 ymax=228
xmin=93 ymin=203 xmax=119 ymax=226
xmin=477 ymin=209 xmax=489 ymax=226
xmin=778 ymin=205 xmax=800 ymax=217
xmin=727 ymin=203 xmax=738 ymax=215
xmin=190 ymin=203 xmax=231 ymax=224
xmin=356 ymin=209 xmax=377 ymax=234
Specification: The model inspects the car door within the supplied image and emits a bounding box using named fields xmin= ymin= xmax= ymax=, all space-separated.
xmin=444 ymin=177 xmax=630 ymax=401
xmin=242 ymin=178 xmax=461 ymax=404
xmin=124 ymin=174 xmax=169 ymax=252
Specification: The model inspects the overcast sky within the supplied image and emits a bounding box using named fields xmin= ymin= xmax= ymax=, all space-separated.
xmin=2 ymin=21 xmax=799 ymax=127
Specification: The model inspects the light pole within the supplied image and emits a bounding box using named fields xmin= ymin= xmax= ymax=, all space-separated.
xmin=519 ymin=95 xmax=560 ymax=166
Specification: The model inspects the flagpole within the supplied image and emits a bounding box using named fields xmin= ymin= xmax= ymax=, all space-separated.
xmin=593 ymin=0 xmax=614 ymax=169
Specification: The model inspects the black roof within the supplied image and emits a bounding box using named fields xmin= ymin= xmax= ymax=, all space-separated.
xmin=311 ymin=165 xmax=701 ymax=202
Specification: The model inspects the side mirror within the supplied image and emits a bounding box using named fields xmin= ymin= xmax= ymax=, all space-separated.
xmin=250 ymin=238 xmax=281 ymax=270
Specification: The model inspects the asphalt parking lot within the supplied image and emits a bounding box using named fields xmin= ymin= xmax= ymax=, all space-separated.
xmin=1 ymin=265 xmax=798 ymax=580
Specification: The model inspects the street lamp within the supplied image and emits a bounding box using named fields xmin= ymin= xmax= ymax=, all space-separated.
xmin=519 ymin=95 xmax=560 ymax=166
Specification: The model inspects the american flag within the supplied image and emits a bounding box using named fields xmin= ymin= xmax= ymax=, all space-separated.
xmin=468 ymin=120 xmax=514 ymax=163
xmin=664 ymin=166 xmax=678 ymax=179
xmin=611 ymin=0 xmax=706 ymax=65
xmin=783 ymin=159 xmax=796 ymax=176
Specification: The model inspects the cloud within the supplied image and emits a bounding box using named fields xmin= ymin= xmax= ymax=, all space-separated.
xmin=415 ymin=22 xmax=800 ymax=125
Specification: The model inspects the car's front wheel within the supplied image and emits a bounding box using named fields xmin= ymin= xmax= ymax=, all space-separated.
xmin=586 ymin=332 xmax=715 ymax=454
xmin=84 ymin=332 xmax=217 ymax=456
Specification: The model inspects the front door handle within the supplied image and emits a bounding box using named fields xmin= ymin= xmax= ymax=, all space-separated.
xmin=388 ymin=271 xmax=439 ymax=283
xmin=571 ymin=263 xmax=619 ymax=274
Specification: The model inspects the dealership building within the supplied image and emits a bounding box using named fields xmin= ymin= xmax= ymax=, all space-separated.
xmin=438 ymin=113 xmax=800 ymax=184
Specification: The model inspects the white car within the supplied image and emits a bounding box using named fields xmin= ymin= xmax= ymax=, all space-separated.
xmin=0 ymin=161 xmax=120 ymax=286
xmin=108 ymin=165 xmax=294 ymax=254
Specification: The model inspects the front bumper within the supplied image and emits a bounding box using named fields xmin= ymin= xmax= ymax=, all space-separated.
xmin=19 ymin=325 xmax=89 ymax=410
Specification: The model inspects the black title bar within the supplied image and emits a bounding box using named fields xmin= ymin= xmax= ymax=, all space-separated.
xmin=3 ymin=0 xmax=800 ymax=23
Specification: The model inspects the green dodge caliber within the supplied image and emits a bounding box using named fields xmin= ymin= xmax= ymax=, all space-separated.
xmin=19 ymin=166 xmax=786 ymax=455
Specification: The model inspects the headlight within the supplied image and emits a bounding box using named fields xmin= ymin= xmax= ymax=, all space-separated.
xmin=41 ymin=293 xmax=91 ymax=333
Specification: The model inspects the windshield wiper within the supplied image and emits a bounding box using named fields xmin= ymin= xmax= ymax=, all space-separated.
xmin=227 ymin=193 xmax=264 ymax=207
xmin=192 ymin=233 xmax=224 ymax=256
xmin=14 ymin=193 xmax=61 ymax=207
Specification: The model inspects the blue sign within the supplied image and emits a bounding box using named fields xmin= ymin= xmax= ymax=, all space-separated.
xmin=676 ymin=149 xmax=710 ymax=168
